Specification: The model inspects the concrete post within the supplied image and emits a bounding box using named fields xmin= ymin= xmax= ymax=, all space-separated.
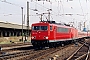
xmin=5 ymin=32 xmax=7 ymax=37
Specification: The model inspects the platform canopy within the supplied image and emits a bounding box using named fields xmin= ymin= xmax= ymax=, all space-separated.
xmin=0 ymin=22 xmax=31 ymax=30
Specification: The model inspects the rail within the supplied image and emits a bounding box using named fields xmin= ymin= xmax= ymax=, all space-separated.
xmin=66 ymin=42 xmax=90 ymax=60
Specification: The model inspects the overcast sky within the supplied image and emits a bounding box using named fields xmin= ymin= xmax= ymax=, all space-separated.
xmin=0 ymin=0 xmax=90 ymax=30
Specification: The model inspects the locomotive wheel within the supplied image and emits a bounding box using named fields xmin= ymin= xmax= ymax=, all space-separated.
xmin=53 ymin=43 xmax=56 ymax=48
xmin=49 ymin=43 xmax=53 ymax=48
xmin=61 ymin=44 xmax=64 ymax=47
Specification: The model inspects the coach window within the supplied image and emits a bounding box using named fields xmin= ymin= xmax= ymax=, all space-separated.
xmin=50 ymin=26 xmax=52 ymax=30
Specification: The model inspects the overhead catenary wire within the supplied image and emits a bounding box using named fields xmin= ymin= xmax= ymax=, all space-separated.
xmin=79 ymin=0 xmax=87 ymax=21
xmin=32 ymin=0 xmax=71 ymax=21
xmin=0 ymin=0 xmax=22 ymax=7
xmin=0 ymin=0 xmax=86 ymax=23
xmin=0 ymin=0 xmax=38 ymax=12
xmin=0 ymin=0 xmax=41 ymax=16
xmin=78 ymin=0 xmax=90 ymax=29
xmin=0 ymin=0 xmax=24 ymax=8
xmin=0 ymin=0 xmax=83 ymax=17
xmin=0 ymin=0 xmax=89 ymax=17
xmin=60 ymin=0 xmax=64 ymax=15
xmin=0 ymin=0 xmax=90 ymax=25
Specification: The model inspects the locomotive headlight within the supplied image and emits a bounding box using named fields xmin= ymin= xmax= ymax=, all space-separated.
xmin=31 ymin=36 xmax=34 ymax=39
xmin=31 ymin=36 xmax=35 ymax=39
xmin=45 ymin=37 xmax=48 ymax=39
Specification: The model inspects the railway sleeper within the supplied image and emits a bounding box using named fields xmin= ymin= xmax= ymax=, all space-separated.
xmin=0 ymin=57 xmax=4 ymax=60
xmin=8 ymin=55 xmax=15 ymax=58
xmin=75 ymin=53 xmax=87 ymax=60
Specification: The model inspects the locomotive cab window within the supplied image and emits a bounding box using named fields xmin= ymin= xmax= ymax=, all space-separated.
xmin=32 ymin=26 xmax=47 ymax=30
xmin=41 ymin=26 xmax=47 ymax=30
xmin=32 ymin=26 xmax=40 ymax=30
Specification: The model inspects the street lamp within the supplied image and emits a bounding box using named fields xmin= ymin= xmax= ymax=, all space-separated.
xmin=21 ymin=7 xmax=23 ymax=42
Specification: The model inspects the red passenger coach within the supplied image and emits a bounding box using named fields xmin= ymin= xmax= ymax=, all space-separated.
xmin=78 ymin=31 xmax=90 ymax=39
xmin=31 ymin=21 xmax=89 ymax=48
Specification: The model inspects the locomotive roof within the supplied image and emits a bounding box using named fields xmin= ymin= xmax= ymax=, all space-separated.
xmin=32 ymin=21 xmax=75 ymax=29
xmin=40 ymin=20 xmax=71 ymax=26
xmin=50 ymin=23 xmax=73 ymax=29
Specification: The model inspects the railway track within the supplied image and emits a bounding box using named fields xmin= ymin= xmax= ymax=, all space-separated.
xmin=0 ymin=49 xmax=36 ymax=60
xmin=0 ymin=44 xmax=73 ymax=60
xmin=66 ymin=43 xmax=90 ymax=60
xmin=0 ymin=43 xmax=32 ymax=51
xmin=0 ymin=47 xmax=52 ymax=60
xmin=0 ymin=42 xmax=30 ymax=48
xmin=0 ymin=39 xmax=89 ymax=60
xmin=0 ymin=44 xmax=33 ymax=59
xmin=33 ymin=46 xmax=68 ymax=60
xmin=0 ymin=42 xmax=82 ymax=60
xmin=21 ymin=44 xmax=78 ymax=60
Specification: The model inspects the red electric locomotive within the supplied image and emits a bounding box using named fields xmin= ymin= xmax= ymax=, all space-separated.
xmin=31 ymin=21 xmax=80 ymax=48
